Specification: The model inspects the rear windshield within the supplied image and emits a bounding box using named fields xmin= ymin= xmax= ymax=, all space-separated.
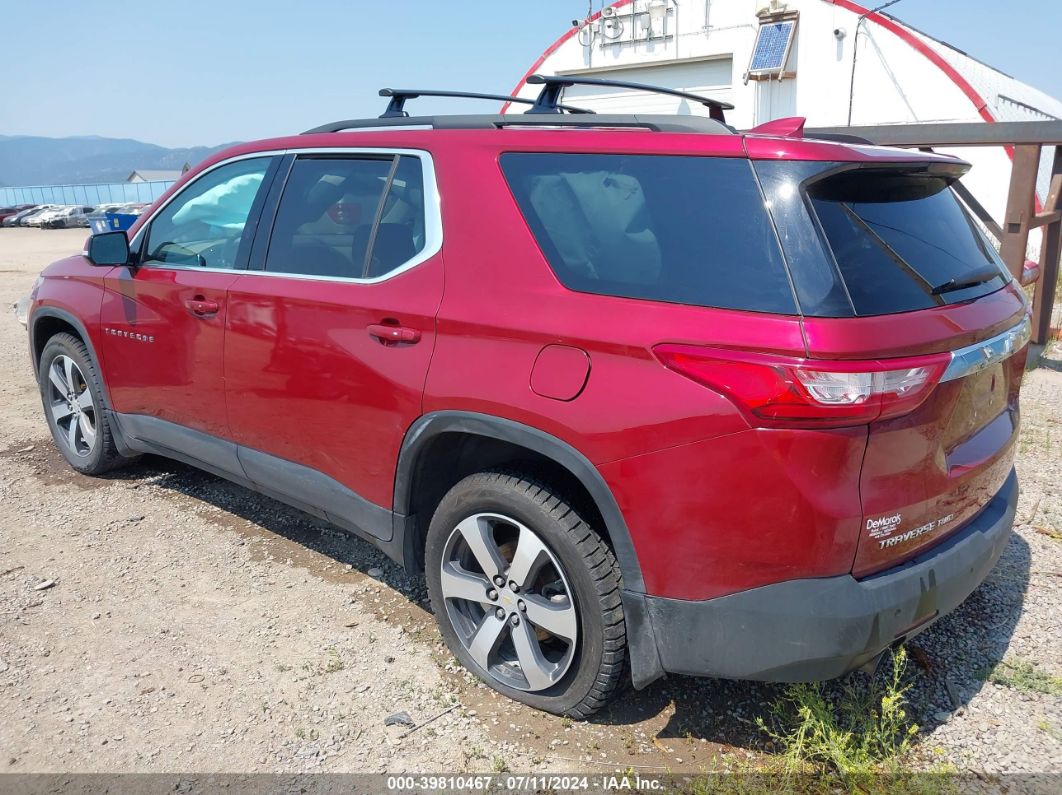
xmin=810 ymin=169 xmax=1008 ymax=314
xmin=756 ymin=161 xmax=1008 ymax=317
xmin=500 ymin=153 xmax=796 ymax=314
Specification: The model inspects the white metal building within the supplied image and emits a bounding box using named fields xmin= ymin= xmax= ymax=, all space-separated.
xmin=504 ymin=0 xmax=1061 ymax=249
xmin=126 ymin=165 xmax=189 ymax=183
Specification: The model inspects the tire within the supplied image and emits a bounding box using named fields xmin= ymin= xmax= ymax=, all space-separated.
xmin=38 ymin=332 xmax=130 ymax=475
xmin=425 ymin=470 xmax=626 ymax=717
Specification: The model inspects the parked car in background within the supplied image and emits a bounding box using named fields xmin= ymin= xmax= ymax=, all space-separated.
xmin=41 ymin=206 xmax=97 ymax=229
xmin=0 ymin=204 xmax=35 ymax=225
xmin=19 ymin=205 xmax=61 ymax=227
xmin=2 ymin=205 xmax=43 ymax=227
xmin=29 ymin=205 xmax=74 ymax=228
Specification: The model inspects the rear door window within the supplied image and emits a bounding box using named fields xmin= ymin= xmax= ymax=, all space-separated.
xmin=263 ymin=155 xmax=427 ymax=280
xmin=500 ymin=153 xmax=796 ymax=314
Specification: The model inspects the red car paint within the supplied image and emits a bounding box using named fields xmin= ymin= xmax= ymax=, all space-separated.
xmin=100 ymin=267 xmax=237 ymax=439
xmin=224 ymin=262 xmax=443 ymax=509
xmin=31 ymin=124 xmax=1028 ymax=609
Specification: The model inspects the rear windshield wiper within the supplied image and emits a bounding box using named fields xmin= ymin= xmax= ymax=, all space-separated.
xmin=838 ymin=204 xmax=940 ymax=301
xmin=930 ymin=267 xmax=1002 ymax=295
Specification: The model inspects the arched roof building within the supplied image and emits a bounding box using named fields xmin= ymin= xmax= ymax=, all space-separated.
xmin=505 ymin=0 xmax=1060 ymax=240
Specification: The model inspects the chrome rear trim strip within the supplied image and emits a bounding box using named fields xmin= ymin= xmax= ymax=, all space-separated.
xmin=940 ymin=316 xmax=1031 ymax=383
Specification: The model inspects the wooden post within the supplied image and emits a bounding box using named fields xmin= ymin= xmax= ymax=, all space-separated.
xmin=1032 ymin=147 xmax=1062 ymax=344
xmin=999 ymin=145 xmax=1042 ymax=278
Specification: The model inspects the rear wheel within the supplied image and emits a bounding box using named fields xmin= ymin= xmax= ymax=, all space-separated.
xmin=38 ymin=333 xmax=130 ymax=475
xmin=425 ymin=471 xmax=626 ymax=717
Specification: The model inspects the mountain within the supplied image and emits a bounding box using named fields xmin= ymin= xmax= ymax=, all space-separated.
xmin=0 ymin=135 xmax=238 ymax=187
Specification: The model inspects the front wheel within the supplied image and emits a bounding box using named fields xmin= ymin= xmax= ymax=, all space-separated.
xmin=38 ymin=333 xmax=130 ymax=475
xmin=425 ymin=471 xmax=626 ymax=717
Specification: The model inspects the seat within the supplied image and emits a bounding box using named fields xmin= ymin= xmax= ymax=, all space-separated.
xmin=352 ymin=223 xmax=417 ymax=278
xmin=281 ymin=241 xmax=352 ymax=277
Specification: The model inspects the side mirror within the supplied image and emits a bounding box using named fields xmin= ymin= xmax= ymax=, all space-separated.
xmin=87 ymin=231 xmax=130 ymax=266
xmin=1021 ymin=259 xmax=1041 ymax=287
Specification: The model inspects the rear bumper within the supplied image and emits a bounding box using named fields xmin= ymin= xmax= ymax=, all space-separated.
xmin=627 ymin=468 xmax=1017 ymax=685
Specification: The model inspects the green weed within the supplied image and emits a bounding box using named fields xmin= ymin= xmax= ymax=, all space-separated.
xmin=985 ymin=658 xmax=1062 ymax=696
xmin=1038 ymin=718 xmax=1062 ymax=741
xmin=756 ymin=647 xmax=922 ymax=790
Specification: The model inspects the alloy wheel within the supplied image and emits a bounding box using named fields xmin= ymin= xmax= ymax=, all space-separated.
xmin=47 ymin=355 xmax=96 ymax=458
xmin=440 ymin=512 xmax=578 ymax=692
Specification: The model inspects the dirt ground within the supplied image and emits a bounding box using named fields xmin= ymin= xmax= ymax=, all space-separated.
xmin=1 ymin=227 xmax=1060 ymax=777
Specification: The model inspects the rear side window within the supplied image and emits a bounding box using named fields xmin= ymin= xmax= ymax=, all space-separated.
xmin=807 ymin=168 xmax=1008 ymax=315
xmin=500 ymin=153 xmax=796 ymax=314
xmin=264 ymin=155 xmax=426 ymax=280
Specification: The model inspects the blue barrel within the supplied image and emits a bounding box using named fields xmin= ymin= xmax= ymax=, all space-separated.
xmin=87 ymin=214 xmax=111 ymax=234
xmin=105 ymin=212 xmax=139 ymax=231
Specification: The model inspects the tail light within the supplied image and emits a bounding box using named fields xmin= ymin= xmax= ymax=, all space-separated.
xmin=654 ymin=345 xmax=950 ymax=428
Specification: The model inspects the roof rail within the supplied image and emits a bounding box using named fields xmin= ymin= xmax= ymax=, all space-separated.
xmin=378 ymin=88 xmax=593 ymax=118
xmin=302 ymin=113 xmax=734 ymax=135
xmin=525 ymin=73 xmax=735 ymax=123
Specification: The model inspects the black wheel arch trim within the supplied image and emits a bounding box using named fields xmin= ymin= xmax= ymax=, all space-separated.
xmin=30 ymin=306 xmax=115 ymax=410
xmin=394 ymin=411 xmax=645 ymax=594
xmin=393 ymin=411 xmax=665 ymax=689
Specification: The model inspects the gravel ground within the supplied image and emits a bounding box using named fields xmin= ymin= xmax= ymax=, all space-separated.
xmin=0 ymin=228 xmax=1059 ymax=778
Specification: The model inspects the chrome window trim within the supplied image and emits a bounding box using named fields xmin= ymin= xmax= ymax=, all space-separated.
xmin=128 ymin=147 xmax=443 ymax=285
xmin=940 ymin=316 xmax=1031 ymax=383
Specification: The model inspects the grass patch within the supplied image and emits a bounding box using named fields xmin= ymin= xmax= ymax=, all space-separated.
xmin=1038 ymin=718 xmax=1062 ymax=742
xmin=300 ymin=649 xmax=346 ymax=676
xmin=755 ymin=647 xmax=927 ymax=791
xmin=321 ymin=655 xmax=346 ymax=674
xmin=984 ymin=658 xmax=1062 ymax=696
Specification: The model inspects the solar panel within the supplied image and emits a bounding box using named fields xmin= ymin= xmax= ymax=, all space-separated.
xmin=748 ymin=19 xmax=796 ymax=75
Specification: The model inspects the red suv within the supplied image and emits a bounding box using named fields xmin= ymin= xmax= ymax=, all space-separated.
xmin=27 ymin=78 xmax=1029 ymax=718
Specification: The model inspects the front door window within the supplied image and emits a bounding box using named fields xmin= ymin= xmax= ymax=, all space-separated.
xmin=143 ymin=157 xmax=272 ymax=270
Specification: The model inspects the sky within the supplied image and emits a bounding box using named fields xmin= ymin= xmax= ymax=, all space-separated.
xmin=0 ymin=0 xmax=1058 ymax=148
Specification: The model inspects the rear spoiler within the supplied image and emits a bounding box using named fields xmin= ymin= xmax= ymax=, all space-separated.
xmin=747 ymin=116 xmax=874 ymax=145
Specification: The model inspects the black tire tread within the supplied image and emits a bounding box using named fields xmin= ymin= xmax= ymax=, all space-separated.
xmin=39 ymin=332 xmax=129 ymax=475
xmin=456 ymin=469 xmax=627 ymax=719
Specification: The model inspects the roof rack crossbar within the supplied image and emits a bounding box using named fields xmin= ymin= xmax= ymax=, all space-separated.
xmin=378 ymin=87 xmax=593 ymax=118
xmin=525 ymin=73 xmax=734 ymax=123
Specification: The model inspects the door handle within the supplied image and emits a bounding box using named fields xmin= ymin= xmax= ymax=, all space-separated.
xmin=367 ymin=323 xmax=421 ymax=345
xmin=185 ymin=298 xmax=220 ymax=317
